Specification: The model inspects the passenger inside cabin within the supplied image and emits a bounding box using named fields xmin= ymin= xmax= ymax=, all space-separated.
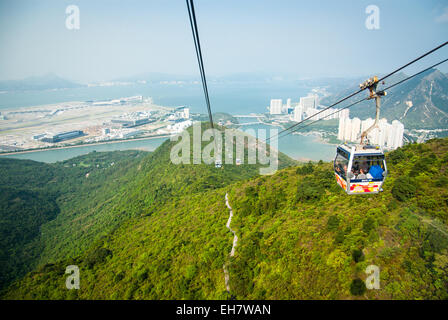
xmin=356 ymin=169 xmax=367 ymax=180
xmin=344 ymin=165 xmax=354 ymax=179
xmin=360 ymin=161 xmax=369 ymax=173
xmin=369 ymin=164 xmax=384 ymax=179
xmin=352 ymin=162 xmax=360 ymax=175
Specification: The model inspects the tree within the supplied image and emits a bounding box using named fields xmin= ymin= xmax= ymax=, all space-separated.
xmin=327 ymin=215 xmax=340 ymax=231
xmin=392 ymin=176 xmax=417 ymax=202
xmin=388 ymin=148 xmax=406 ymax=164
xmin=296 ymin=161 xmax=314 ymax=175
xmin=352 ymin=249 xmax=365 ymax=263
xmin=350 ymin=278 xmax=366 ymax=296
xmin=362 ymin=217 xmax=376 ymax=234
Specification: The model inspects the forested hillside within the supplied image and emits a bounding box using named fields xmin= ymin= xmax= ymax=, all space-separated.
xmin=0 ymin=123 xmax=296 ymax=292
xmin=0 ymin=150 xmax=147 ymax=289
xmin=2 ymin=135 xmax=448 ymax=300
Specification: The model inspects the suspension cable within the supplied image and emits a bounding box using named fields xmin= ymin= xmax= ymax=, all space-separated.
xmin=378 ymin=41 xmax=448 ymax=82
xmin=279 ymin=58 xmax=448 ymax=139
xmin=379 ymin=58 xmax=448 ymax=93
xmin=266 ymin=41 xmax=448 ymax=142
xmin=186 ymin=0 xmax=214 ymax=129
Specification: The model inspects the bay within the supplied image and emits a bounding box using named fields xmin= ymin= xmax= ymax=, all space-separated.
xmin=0 ymin=82 xmax=336 ymax=163
xmin=0 ymin=137 xmax=167 ymax=163
xmin=0 ymin=82 xmax=311 ymax=114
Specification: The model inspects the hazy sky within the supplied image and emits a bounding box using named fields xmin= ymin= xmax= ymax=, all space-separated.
xmin=0 ymin=0 xmax=447 ymax=82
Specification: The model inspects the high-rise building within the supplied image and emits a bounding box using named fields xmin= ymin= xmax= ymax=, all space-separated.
xmin=283 ymin=98 xmax=292 ymax=114
xmin=391 ymin=120 xmax=404 ymax=149
xmin=343 ymin=117 xmax=352 ymax=142
xmin=305 ymin=108 xmax=319 ymax=119
xmin=339 ymin=108 xmax=350 ymax=119
xmin=351 ymin=118 xmax=361 ymax=142
xmin=386 ymin=123 xmax=395 ymax=148
xmin=293 ymin=105 xmax=303 ymax=122
xmin=376 ymin=118 xmax=388 ymax=146
xmin=270 ymin=99 xmax=283 ymax=115
xmin=183 ymin=107 xmax=190 ymax=119
xmin=338 ymin=116 xmax=346 ymax=141
xmin=337 ymin=116 xmax=404 ymax=150
xmin=361 ymin=118 xmax=374 ymax=133
xmin=299 ymin=95 xmax=318 ymax=113
xmin=319 ymin=107 xmax=339 ymax=120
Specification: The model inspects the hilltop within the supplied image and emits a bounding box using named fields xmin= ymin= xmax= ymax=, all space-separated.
xmin=1 ymin=132 xmax=448 ymax=299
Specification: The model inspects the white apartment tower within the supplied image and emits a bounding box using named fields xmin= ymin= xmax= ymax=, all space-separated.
xmin=351 ymin=118 xmax=361 ymax=142
xmin=391 ymin=120 xmax=404 ymax=149
xmin=299 ymin=95 xmax=318 ymax=113
xmin=338 ymin=116 xmax=346 ymax=141
xmin=293 ymin=105 xmax=303 ymax=122
xmin=338 ymin=116 xmax=404 ymax=150
xmin=337 ymin=109 xmax=351 ymax=141
xmin=339 ymin=109 xmax=350 ymax=119
xmin=270 ymin=99 xmax=283 ymax=115
xmin=343 ymin=118 xmax=352 ymax=142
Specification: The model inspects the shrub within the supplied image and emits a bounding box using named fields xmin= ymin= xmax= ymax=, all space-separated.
xmin=296 ymin=161 xmax=314 ymax=175
xmin=409 ymin=158 xmax=431 ymax=177
xmin=85 ymin=247 xmax=112 ymax=268
xmin=334 ymin=230 xmax=345 ymax=244
xmin=296 ymin=180 xmax=323 ymax=202
xmin=114 ymin=271 xmax=125 ymax=283
xmin=350 ymin=278 xmax=366 ymax=296
xmin=392 ymin=176 xmax=417 ymax=202
xmin=137 ymin=269 xmax=149 ymax=282
xmin=363 ymin=217 xmax=376 ymax=234
xmin=352 ymin=249 xmax=365 ymax=263
xmin=388 ymin=148 xmax=406 ymax=164
xmin=418 ymin=197 xmax=437 ymax=211
xmin=435 ymin=176 xmax=448 ymax=188
xmin=327 ymin=215 xmax=340 ymax=231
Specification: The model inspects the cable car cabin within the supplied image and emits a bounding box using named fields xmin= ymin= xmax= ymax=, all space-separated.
xmin=334 ymin=144 xmax=387 ymax=195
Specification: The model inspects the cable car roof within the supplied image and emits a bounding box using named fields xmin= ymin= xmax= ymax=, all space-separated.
xmin=338 ymin=143 xmax=384 ymax=156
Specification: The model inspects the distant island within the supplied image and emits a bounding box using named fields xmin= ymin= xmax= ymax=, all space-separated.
xmin=0 ymin=73 xmax=84 ymax=92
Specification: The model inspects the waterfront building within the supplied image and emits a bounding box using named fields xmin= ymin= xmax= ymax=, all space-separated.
xmin=41 ymin=130 xmax=84 ymax=143
xmin=270 ymin=99 xmax=283 ymax=115
xmin=338 ymin=116 xmax=404 ymax=150
xmin=337 ymin=116 xmax=346 ymax=141
xmin=339 ymin=108 xmax=350 ymax=119
xmin=293 ymin=105 xmax=303 ymax=122
xmin=299 ymin=95 xmax=318 ymax=114
xmin=391 ymin=120 xmax=404 ymax=149
xmin=351 ymin=117 xmax=361 ymax=142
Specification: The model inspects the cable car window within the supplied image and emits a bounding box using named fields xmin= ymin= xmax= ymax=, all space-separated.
xmin=351 ymin=155 xmax=385 ymax=180
xmin=334 ymin=151 xmax=349 ymax=179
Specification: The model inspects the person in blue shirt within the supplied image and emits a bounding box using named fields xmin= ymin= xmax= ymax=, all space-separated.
xmin=369 ymin=164 xmax=384 ymax=179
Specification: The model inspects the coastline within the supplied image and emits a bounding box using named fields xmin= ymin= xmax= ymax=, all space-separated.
xmin=0 ymin=134 xmax=170 ymax=156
